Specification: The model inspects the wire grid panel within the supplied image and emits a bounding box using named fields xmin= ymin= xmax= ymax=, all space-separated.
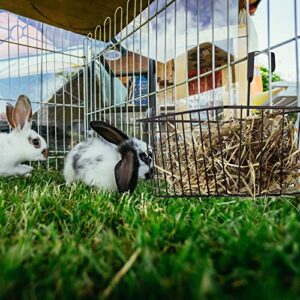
xmin=83 ymin=0 xmax=300 ymax=142
xmin=83 ymin=0 xmax=244 ymax=143
xmin=1 ymin=0 xmax=299 ymax=171
xmin=139 ymin=106 xmax=300 ymax=197
xmin=0 ymin=10 xmax=86 ymax=168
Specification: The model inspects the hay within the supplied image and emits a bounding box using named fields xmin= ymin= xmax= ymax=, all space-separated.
xmin=154 ymin=111 xmax=300 ymax=197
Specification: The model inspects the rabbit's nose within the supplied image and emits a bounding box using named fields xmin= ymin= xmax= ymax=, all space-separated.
xmin=42 ymin=149 xmax=48 ymax=158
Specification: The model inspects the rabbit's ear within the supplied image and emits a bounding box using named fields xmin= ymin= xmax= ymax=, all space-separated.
xmin=6 ymin=104 xmax=16 ymax=128
xmin=13 ymin=95 xmax=32 ymax=130
xmin=90 ymin=121 xmax=128 ymax=145
xmin=115 ymin=142 xmax=139 ymax=193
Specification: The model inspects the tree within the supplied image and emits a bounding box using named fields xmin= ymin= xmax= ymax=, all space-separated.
xmin=260 ymin=66 xmax=282 ymax=92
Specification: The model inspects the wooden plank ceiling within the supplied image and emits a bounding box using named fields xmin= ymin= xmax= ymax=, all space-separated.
xmin=1 ymin=0 xmax=153 ymax=41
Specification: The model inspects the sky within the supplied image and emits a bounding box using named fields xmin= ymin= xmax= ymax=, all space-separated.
xmin=119 ymin=0 xmax=300 ymax=83
xmin=252 ymin=0 xmax=300 ymax=81
xmin=1 ymin=0 xmax=298 ymax=77
xmin=0 ymin=0 xmax=299 ymax=114
xmin=118 ymin=0 xmax=239 ymax=62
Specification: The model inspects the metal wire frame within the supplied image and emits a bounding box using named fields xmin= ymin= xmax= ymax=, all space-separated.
xmin=78 ymin=0 xmax=300 ymax=198
xmin=83 ymin=0 xmax=300 ymax=143
xmin=1 ymin=0 xmax=299 ymax=175
xmin=0 ymin=11 xmax=86 ymax=168
xmin=139 ymin=105 xmax=300 ymax=198
xmin=83 ymin=0 xmax=155 ymax=143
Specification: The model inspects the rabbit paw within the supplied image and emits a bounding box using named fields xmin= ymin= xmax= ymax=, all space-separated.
xmin=16 ymin=165 xmax=33 ymax=176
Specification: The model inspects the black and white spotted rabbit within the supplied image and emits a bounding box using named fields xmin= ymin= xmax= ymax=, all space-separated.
xmin=64 ymin=121 xmax=153 ymax=193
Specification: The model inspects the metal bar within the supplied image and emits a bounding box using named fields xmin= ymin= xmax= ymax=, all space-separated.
xmin=132 ymin=0 xmax=137 ymax=137
xmin=267 ymin=0 xmax=272 ymax=106
xmin=198 ymin=111 xmax=210 ymax=195
xmin=97 ymin=0 xmax=176 ymax=53
xmin=173 ymin=114 xmax=185 ymax=195
xmin=61 ymin=28 xmax=66 ymax=155
xmin=227 ymin=0 xmax=233 ymax=105
xmin=164 ymin=0 xmax=168 ymax=124
xmin=0 ymin=39 xmax=84 ymax=59
xmin=53 ymin=26 xmax=58 ymax=168
xmin=165 ymin=114 xmax=177 ymax=195
xmin=150 ymin=118 xmax=161 ymax=194
xmin=206 ymin=110 xmax=219 ymax=195
xmin=294 ymin=0 xmax=300 ymax=147
xmin=280 ymin=109 xmax=285 ymax=194
xmin=216 ymin=110 xmax=228 ymax=194
xmin=189 ymin=111 xmax=201 ymax=195
xmin=295 ymin=0 xmax=300 ymax=108
xmin=138 ymin=105 xmax=300 ymax=121
xmin=237 ymin=107 xmax=243 ymax=193
xmin=197 ymin=0 xmax=201 ymax=109
xmin=212 ymin=0 xmax=215 ymax=105
xmin=152 ymin=191 xmax=300 ymax=198
xmin=139 ymin=0 xmax=143 ymax=139
xmin=158 ymin=117 xmax=168 ymax=195
xmin=184 ymin=0 xmax=188 ymax=112
xmin=258 ymin=108 xmax=264 ymax=196
xmin=181 ymin=113 xmax=193 ymax=195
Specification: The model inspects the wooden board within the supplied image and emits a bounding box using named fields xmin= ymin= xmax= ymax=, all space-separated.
xmin=1 ymin=0 xmax=153 ymax=40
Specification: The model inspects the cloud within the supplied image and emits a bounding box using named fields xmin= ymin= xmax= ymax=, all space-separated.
xmin=119 ymin=0 xmax=239 ymax=62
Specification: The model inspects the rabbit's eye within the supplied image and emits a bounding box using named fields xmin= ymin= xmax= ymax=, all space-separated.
xmin=139 ymin=152 xmax=151 ymax=164
xmin=33 ymin=139 xmax=40 ymax=146
xmin=29 ymin=137 xmax=41 ymax=148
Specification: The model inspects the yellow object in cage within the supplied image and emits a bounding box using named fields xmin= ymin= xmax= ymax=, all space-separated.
xmin=251 ymin=87 xmax=285 ymax=106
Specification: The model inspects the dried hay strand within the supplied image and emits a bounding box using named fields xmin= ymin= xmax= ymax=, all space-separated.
xmin=154 ymin=111 xmax=300 ymax=197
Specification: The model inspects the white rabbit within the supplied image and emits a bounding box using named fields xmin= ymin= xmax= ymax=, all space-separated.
xmin=64 ymin=121 xmax=153 ymax=193
xmin=0 ymin=95 xmax=48 ymax=177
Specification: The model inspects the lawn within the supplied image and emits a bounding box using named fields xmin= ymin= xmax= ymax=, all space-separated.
xmin=0 ymin=168 xmax=300 ymax=300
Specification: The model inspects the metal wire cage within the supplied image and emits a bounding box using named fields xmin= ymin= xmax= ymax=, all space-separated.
xmin=1 ymin=0 xmax=300 ymax=177
xmin=140 ymin=105 xmax=300 ymax=197
xmin=139 ymin=52 xmax=300 ymax=198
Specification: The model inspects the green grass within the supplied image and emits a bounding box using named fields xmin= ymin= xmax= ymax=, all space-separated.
xmin=0 ymin=169 xmax=300 ymax=300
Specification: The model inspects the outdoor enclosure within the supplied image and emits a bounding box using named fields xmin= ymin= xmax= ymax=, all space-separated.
xmin=0 ymin=11 xmax=88 ymax=168
xmin=0 ymin=0 xmax=300 ymax=185
xmin=2 ymin=2 xmax=300 ymax=299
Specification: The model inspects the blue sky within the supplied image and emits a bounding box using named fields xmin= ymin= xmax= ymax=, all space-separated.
xmin=0 ymin=0 xmax=299 ymax=107
xmin=252 ymin=0 xmax=300 ymax=81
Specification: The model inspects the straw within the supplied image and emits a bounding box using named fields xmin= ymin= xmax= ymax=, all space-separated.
xmin=154 ymin=111 xmax=300 ymax=197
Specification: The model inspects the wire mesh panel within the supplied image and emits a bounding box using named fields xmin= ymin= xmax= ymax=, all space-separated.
xmin=83 ymin=0 xmax=243 ymax=144
xmin=139 ymin=106 xmax=300 ymax=197
xmin=1 ymin=0 xmax=300 ymax=176
xmin=78 ymin=0 xmax=300 ymax=198
xmin=0 ymin=10 xmax=86 ymax=168
xmin=83 ymin=0 xmax=300 ymax=144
